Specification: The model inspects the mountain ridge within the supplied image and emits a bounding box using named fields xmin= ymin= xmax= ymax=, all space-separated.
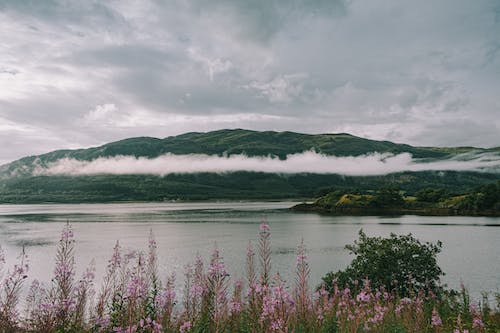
xmin=1 ymin=129 xmax=499 ymax=203
xmin=2 ymin=129 xmax=498 ymax=176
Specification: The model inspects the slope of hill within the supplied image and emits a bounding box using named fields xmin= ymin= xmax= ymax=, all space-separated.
xmin=3 ymin=129 xmax=495 ymax=178
xmin=0 ymin=129 xmax=499 ymax=203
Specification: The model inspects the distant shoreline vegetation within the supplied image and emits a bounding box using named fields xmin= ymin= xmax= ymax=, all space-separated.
xmin=0 ymin=223 xmax=499 ymax=332
xmin=1 ymin=171 xmax=500 ymax=204
xmin=292 ymin=181 xmax=500 ymax=217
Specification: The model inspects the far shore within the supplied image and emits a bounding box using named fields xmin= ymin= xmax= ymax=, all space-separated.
xmin=291 ymin=202 xmax=500 ymax=217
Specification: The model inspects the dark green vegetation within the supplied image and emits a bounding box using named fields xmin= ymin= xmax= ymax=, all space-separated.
xmin=0 ymin=129 xmax=499 ymax=203
xmin=293 ymin=181 xmax=500 ymax=216
xmin=321 ymin=230 xmax=443 ymax=297
xmin=320 ymin=232 xmax=500 ymax=333
xmin=1 ymin=172 xmax=499 ymax=204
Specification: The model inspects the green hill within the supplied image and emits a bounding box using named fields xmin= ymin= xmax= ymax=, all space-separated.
xmin=3 ymin=128 xmax=496 ymax=178
xmin=0 ymin=129 xmax=499 ymax=203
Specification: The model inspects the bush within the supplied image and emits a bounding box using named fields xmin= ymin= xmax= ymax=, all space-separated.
xmin=415 ymin=188 xmax=447 ymax=202
xmin=371 ymin=187 xmax=405 ymax=208
xmin=322 ymin=230 xmax=443 ymax=297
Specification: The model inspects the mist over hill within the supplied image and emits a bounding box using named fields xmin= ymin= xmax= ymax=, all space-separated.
xmin=0 ymin=129 xmax=499 ymax=203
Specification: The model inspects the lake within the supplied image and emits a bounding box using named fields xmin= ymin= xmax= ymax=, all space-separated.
xmin=0 ymin=202 xmax=498 ymax=300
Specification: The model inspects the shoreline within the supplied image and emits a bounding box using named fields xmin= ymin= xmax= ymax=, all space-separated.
xmin=290 ymin=202 xmax=500 ymax=217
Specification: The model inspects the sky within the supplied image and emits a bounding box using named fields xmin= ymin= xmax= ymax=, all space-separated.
xmin=0 ymin=0 xmax=499 ymax=165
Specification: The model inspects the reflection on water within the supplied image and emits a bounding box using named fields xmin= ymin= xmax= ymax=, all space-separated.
xmin=0 ymin=202 xmax=499 ymax=301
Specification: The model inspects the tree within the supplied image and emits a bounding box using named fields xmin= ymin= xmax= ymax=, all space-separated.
xmin=371 ymin=187 xmax=404 ymax=208
xmin=321 ymin=230 xmax=443 ymax=297
xmin=416 ymin=188 xmax=446 ymax=202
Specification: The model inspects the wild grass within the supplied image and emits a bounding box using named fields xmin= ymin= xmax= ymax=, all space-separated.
xmin=0 ymin=222 xmax=498 ymax=332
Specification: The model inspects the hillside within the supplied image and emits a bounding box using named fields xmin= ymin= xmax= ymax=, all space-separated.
xmin=0 ymin=129 xmax=499 ymax=203
xmin=3 ymin=129 xmax=496 ymax=178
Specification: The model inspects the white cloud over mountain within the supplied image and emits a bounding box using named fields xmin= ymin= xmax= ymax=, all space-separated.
xmin=33 ymin=151 xmax=500 ymax=177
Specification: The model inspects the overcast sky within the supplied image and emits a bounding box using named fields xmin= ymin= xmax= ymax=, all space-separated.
xmin=0 ymin=0 xmax=499 ymax=165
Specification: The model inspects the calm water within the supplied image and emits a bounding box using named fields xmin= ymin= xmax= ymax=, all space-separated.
xmin=0 ymin=202 xmax=498 ymax=300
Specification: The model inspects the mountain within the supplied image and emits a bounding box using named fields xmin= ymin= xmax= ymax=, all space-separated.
xmin=1 ymin=129 xmax=496 ymax=177
xmin=0 ymin=129 xmax=499 ymax=203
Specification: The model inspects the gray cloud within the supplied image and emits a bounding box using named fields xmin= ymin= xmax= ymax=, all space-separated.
xmin=186 ymin=0 xmax=349 ymax=42
xmin=32 ymin=151 xmax=500 ymax=177
xmin=0 ymin=0 xmax=499 ymax=164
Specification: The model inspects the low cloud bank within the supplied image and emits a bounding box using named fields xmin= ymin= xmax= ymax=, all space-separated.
xmin=31 ymin=151 xmax=500 ymax=177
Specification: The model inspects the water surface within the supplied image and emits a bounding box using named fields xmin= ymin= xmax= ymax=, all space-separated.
xmin=0 ymin=202 xmax=498 ymax=300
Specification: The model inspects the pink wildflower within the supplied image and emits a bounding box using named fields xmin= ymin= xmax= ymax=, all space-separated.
xmin=400 ymin=297 xmax=411 ymax=305
xmin=296 ymin=253 xmax=307 ymax=265
xmin=190 ymin=284 xmax=204 ymax=298
xmin=230 ymin=300 xmax=242 ymax=313
xmin=246 ymin=243 xmax=255 ymax=257
xmin=472 ymin=316 xmax=485 ymax=328
xmin=259 ymin=222 xmax=270 ymax=232
xmin=0 ymin=246 xmax=5 ymax=266
xmin=126 ymin=275 xmax=146 ymax=299
xmin=179 ymin=320 xmax=191 ymax=333
xmin=431 ymin=308 xmax=442 ymax=326
xmin=270 ymin=318 xmax=285 ymax=331
xmin=356 ymin=291 xmax=370 ymax=303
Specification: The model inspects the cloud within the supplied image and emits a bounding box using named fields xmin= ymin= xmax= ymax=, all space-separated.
xmin=0 ymin=67 xmax=19 ymax=75
xmin=187 ymin=0 xmax=349 ymax=42
xmin=187 ymin=47 xmax=233 ymax=81
xmin=32 ymin=151 xmax=500 ymax=177
xmin=84 ymin=103 xmax=119 ymax=123
xmin=246 ymin=73 xmax=309 ymax=104
xmin=0 ymin=0 xmax=499 ymax=164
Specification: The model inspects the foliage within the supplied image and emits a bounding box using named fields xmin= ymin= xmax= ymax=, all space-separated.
xmin=306 ymin=180 xmax=500 ymax=216
xmin=0 ymin=224 xmax=499 ymax=332
xmin=371 ymin=187 xmax=405 ymax=208
xmin=2 ymin=171 xmax=499 ymax=205
xmin=457 ymin=181 xmax=500 ymax=211
xmin=322 ymin=230 xmax=444 ymax=297
xmin=415 ymin=188 xmax=447 ymax=202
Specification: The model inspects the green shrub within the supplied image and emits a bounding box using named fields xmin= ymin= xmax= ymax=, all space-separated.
xmin=371 ymin=187 xmax=405 ymax=207
xmin=322 ymin=230 xmax=443 ymax=297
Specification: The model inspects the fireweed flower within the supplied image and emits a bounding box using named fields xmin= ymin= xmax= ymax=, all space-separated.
xmin=431 ymin=308 xmax=442 ymax=326
xmin=229 ymin=300 xmax=242 ymax=313
xmin=246 ymin=243 xmax=255 ymax=257
xmin=190 ymin=284 xmax=204 ymax=298
xmin=0 ymin=248 xmax=29 ymax=327
xmin=270 ymin=318 xmax=285 ymax=332
xmin=179 ymin=320 xmax=191 ymax=333
xmin=156 ymin=274 xmax=176 ymax=309
xmin=469 ymin=303 xmax=485 ymax=329
xmin=0 ymin=245 xmax=5 ymax=267
xmin=126 ymin=275 xmax=147 ymax=299
xmin=356 ymin=291 xmax=371 ymax=303
xmin=259 ymin=222 xmax=270 ymax=232
xmin=472 ymin=316 xmax=485 ymax=328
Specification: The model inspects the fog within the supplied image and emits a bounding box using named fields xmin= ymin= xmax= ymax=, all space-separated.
xmin=32 ymin=151 xmax=500 ymax=177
